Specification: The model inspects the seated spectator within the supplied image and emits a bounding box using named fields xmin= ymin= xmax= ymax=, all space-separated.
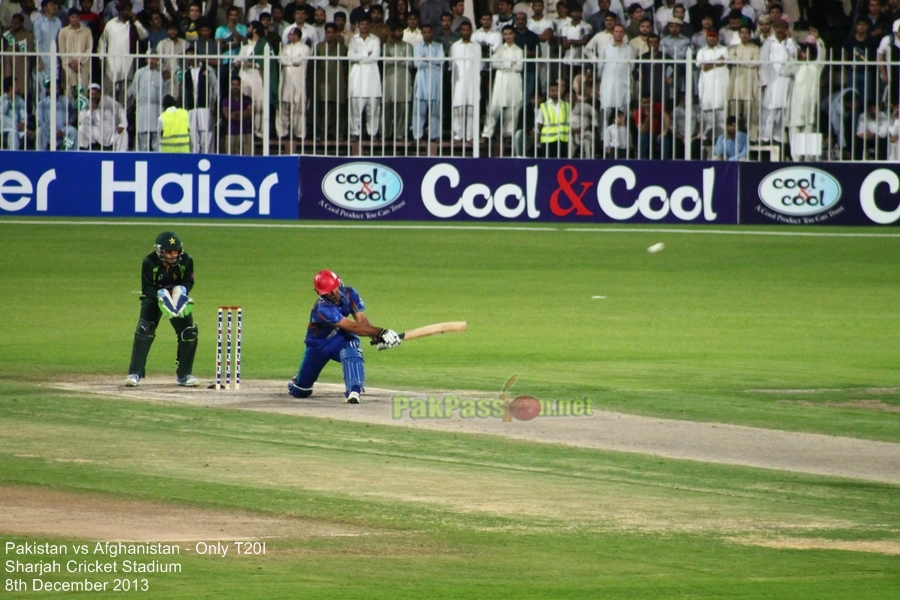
xmin=889 ymin=103 xmax=900 ymax=160
xmin=628 ymin=16 xmax=652 ymax=56
xmin=403 ymin=11 xmax=424 ymax=45
xmin=623 ymin=3 xmax=644 ymax=39
xmin=603 ymin=109 xmax=629 ymax=157
xmin=633 ymin=94 xmax=666 ymax=158
xmin=713 ymin=115 xmax=748 ymax=159
xmin=369 ymin=4 xmax=391 ymax=43
xmin=855 ymin=99 xmax=889 ymax=159
xmin=0 ymin=76 xmax=27 ymax=150
xmin=78 ymin=83 xmax=129 ymax=151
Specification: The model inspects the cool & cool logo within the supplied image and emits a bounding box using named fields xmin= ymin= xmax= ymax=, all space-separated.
xmin=758 ymin=167 xmax=841 ymax=216
xmin=322 ymin=162 xmax=403 ymax=211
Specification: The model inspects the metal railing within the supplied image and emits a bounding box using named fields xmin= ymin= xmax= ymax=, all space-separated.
xmin=1 ymin=42 xmax=898 ymax=161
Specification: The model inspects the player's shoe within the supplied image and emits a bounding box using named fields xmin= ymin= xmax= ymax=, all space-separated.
xmin=177 ymin=375 xmax=200 ymax=387
xmin=346 ymin=391 xmax=360 ymax=404
xmin=125 ymin=374 xmax=141 ymax=387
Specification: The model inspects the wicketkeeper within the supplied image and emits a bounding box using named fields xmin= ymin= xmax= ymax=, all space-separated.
xmin=125 ymin=231 xmax=199 ymax=387
xmin=288 ymin=270 xmax=401 ymax=404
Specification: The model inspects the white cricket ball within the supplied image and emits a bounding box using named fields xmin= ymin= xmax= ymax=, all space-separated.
xmin=647 ymin=243 xmax=665 ymax=254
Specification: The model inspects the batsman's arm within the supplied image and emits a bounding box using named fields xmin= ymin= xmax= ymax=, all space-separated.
xmin=335 ymin=314 xmax=386 ymax=338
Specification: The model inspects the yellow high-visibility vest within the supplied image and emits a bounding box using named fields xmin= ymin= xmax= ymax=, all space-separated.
xmin=159 ymin=107 xmax=190 ymax=153
xmin=539 ymin=101 xmax=570 ymax=144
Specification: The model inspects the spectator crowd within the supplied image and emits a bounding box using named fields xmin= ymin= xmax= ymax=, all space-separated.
xmin=2 ymin=0 xmax=900 ymax=159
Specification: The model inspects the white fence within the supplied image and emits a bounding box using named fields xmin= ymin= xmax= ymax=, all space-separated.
xmin=1 ymin=43 xmax=897 ymax=160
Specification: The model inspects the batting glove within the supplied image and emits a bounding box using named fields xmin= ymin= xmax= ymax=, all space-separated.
xmin=376 ymin=329 xmax=401 ymax=351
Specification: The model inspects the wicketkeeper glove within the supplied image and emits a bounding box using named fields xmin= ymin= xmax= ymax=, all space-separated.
xmin=158 ymin=286 xmax=193 ymax=319
xmin=376 ymin=328 xmax=401 ymax=351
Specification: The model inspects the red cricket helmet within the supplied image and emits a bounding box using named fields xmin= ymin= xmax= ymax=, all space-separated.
xmin=314 ymin=270 xmax=341 ymax=295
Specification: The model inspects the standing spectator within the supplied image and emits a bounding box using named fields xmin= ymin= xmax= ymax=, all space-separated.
xmin=36 ymin=80 xmax=78 ymax=149
xmin=387 ymin=0 xmax=411 ymax=28
xmin=785 ymin=40 xmax=823 ymax=160
xmin=238 ymin=20 xmax=278 ymax=140
xmin=221 ymin=74 xmax=253 ymax=153
xmin=348 ymin=0 xmax=372 ymax=29
xmin=412 ymin=23 xmax=443 ymax=140
xmin=434 ymin=11 xmax=459 ymax=52
xmin=157 ymin=21 xmax=190 ymax=101
xmin=382 ymin=23 xmax=414 ymax=140
xmin=182 ymin=44 xmax=218 ymax=153
xmin=348 ymin=15 xmax=382 ymax=139
xmin=129 ymin=49 xmax=165 ymax=150
xmin=655 ymin=0 xmax=687 ymax=35
xmin=758 ymin=18 xmax=795 ymax=143
xmin=560 ymin=4 xmax=591 ymax=82
xmin=696 ymin=28 xmax=728 ymax=145
xmin=276 ymin=26 xmax=309 ymax=140
xmin=727 ymin=24 xmax=759 ymax=141
xmin=283 ymin=7 xmax=317 ymax=49
xmin=712 ymin=115 xmax=748 ymax=159
xmin=75 ymin=0 xmax=105 ymax=48
xmin=78 ymin=83 xmax=129 ymax=150
xmin=481 ymin=25 xmax=523 ymax=139
xmin=585 ymin=12 xmax=624 ymax=59
xmin=57 ymin=8 xmax=93 ymax=97
xmin=473 ymin=12 xmax=502 ymax=107
xmin=33 ymin=0 xmax=63 ymax=98
xmin=855 ymin=99 xmax=889 ymax=159
xmin=311 ymin=8 xmax=327 ymax=44
xmin=247 ymin=0 xmax=274 ymax=24
xmin=877 ymin=19 xmax=900 ymax=105
xmin=99 ymin=1 xmax=149 ymax=105
xmin=863 ymin=0 xmax=891 ymax=41
xmin=628 ymin=16 xmax=652 ymax=56
xmin=527 ymin=0 xmax=554 ymax=94
xmin=144 ymin=11 xmax=169 ymax=50
xmin=418 ymin=0 xmax=449 ymax=29
xmin=752 ymin=13 xmax=772 ymax=46
xmin=403 ymin=11 xmax=423 ymax=45
xmin=599 ymin=23 xmax=631 ymax=125
xmin=157 ymin=93 xmax=190 ymax=151
xmin=259 ymin=12 xmax=282 ymax=52
xmin=624 ymin=3 xmax=645 ymax=39
xmin=449 ymin=20 xmax=480 ymax=141
xmin=0 ymin=76 xmax=27 ymax=149
xmin=448 ymin=0 xmax=466 ymax=32
xmin=492 ymin=0 xmax=515 ymax=31
xmin=369 ymin=4 xmax=390 ymax=43
xmin=634 ymin=32 xmax=665 ymax=103
xmin=215 ymin=5 xmax=248 ymax=66
xmin=719 ymin=10 xmax=744 ymax=47
xmin=175 ymin=1 xmax=219 ymax=43
xmin=692 ymin=13 xmax=718 ymax=49
xmin=845 ymin=20 xmax=878 ymax=104
xmin=1 ymin=15 xmax=35 ymax=100
xmin=659 ymin=17 xmax=690 ymax=110
xmin=513 ymin=11 xmax=540 ymax=100
xmin=536 ymin=80 xmax=568 ymax=157
xmin=690 ymin=0 xmax=723 ymax=26
xmin=314 ymin=22 xmax=348 ymax=141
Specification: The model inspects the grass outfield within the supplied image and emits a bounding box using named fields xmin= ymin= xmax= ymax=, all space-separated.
xmin=1 ymin=219 xmax=899 ymax=597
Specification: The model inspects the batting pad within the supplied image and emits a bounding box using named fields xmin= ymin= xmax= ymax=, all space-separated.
xmin=157 ymin=287 xmax=192 ymax=319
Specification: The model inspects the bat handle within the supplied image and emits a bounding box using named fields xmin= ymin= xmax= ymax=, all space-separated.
xmin=369 ymin=332 xmax=406 ymax=345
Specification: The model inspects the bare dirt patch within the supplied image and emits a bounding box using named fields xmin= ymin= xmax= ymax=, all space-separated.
xmin=729 ymin=535 xmax=900 ymax=555
xmin=0 ymin=485 xmax=364 ymax=543
xmin=49 ymin=376 xmax=900 ymax=486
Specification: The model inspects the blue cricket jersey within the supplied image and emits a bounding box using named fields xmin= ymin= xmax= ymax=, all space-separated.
xmin=305 ymin=286 xmax=366 ymax=345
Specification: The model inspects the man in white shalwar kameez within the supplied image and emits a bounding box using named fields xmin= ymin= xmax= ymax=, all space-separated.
xmin=78 ymin=83 xmax=129 ymax=150
xmin=348 ymin=15 xmax=382 ymax=137
xmin=449 ymin=21 xmax=481 ymax=141
xmin=696 ymin=29 xmax=728 ymax=144
xmin=785 ymin=41 xmax=823 ymax=160
xmin=277 ymin=27 xmax=311 ymax=139
xmin=758 ymin=19 xmax=795 ymax=143
xmin=98 ymin=2 xmax=149 ymax=105
xmin=129 ymin=52 xmax=165 ymax=151
xmin=481 ymin=26 xmax=522 ymax=139
xmin=599 ymin=25 xmax=631 ymax=127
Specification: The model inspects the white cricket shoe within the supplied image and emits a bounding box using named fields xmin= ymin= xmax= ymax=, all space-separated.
xmin=125 ymin=374 xmax=141 ymax=387
xmin=177 ymin=375 xmax=200 ymax=387
xmin=346 ymin=391 xmax=360 ymax=404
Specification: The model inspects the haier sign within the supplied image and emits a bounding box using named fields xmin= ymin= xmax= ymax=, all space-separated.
xmin=0 ymin=152 xmax=299 ymax=219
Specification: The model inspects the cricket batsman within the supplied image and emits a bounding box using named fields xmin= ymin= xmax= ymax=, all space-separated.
xmin=125 ymin=232 xmax=199 ymax=387
xmin=288 ymin=270 xmax=401 ymax=404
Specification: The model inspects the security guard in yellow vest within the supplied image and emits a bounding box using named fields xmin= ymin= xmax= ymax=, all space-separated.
xmin=158 ymin=95 xmax=191 ymax=153
xmin=537 ymin=82 xmax=570 ymax=159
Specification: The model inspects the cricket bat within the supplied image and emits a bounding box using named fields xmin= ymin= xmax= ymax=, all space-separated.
xmin=370 ymin=321 xmax=467 ymax=344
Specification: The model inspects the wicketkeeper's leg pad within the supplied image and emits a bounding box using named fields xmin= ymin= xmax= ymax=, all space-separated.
xmin=176 ymin=325 xmax=199 ymax=378
xmin=128 ymin=319 xmax=158 ymax=378
xmin=340 ymin=341 xmax=365 ymax=396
